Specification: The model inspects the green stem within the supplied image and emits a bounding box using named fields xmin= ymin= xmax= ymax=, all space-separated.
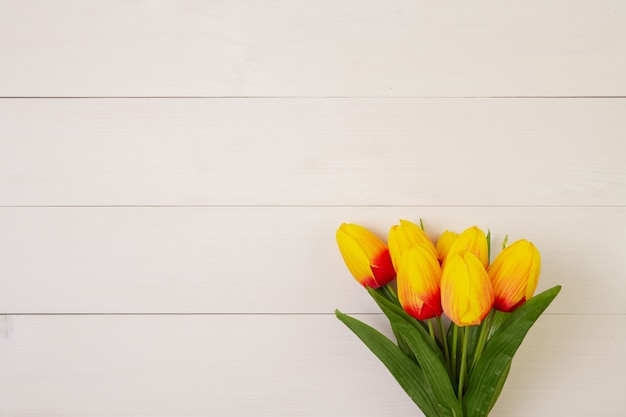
xmin=502 ymin=235 xmax=509 ymax=250
xmin=451 ymin=324 xmax=458 ymax=382
xmin=427 ymin=319 xmax=436 ymax=342
xmin=379 ymin=284 xmax=399 ymax=305
xmin=486 ymin=229 xmax=491 ymax=263
xmin=458 ymin=326 xmax=470 ymax=402
xmin=436 ymin=316 xmax=451 ymax=372
xmin=470 ymin=309 xmax=494 ymax=372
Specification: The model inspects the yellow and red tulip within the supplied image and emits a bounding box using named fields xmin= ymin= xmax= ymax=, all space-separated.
xmin=441 ymin=251 xmax=494 ymax=326
xmin=446 ymin=226 xmax=489 ymax=268
xmin=396 ymin=244 xmax=443 ymax=320
xmin=388 ymin=219 xmax=438 ymax=270
xmin=488 ymin=239 xmax=541 ymax=312
xmin=336 ymin=223 xmax=395 ymax=288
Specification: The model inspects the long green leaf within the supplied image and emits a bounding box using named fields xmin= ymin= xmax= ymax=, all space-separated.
xmin=367 ymin=287 xmax=443 ymax=362
xmin=371 ymin=287 xmax=419 ymax=360
xmin=367 ymin=289 xmax=461 ymax=417
xmin=463 ymin=285 xmax=561 ymax=417
xmin=485 ymin=361 xmax=511 ymax=414
xmin=335 ymin=310 xmax=442 ymax=417
xmin=393 ymin=320 xmax=463 ymax=417
xmin=466 ymin=324 xmax=481 ymax=373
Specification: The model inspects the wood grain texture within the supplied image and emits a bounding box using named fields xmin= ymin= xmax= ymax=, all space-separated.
xmin=2 ymin=98 xmax=625 ymax=206
xmin=0 ymin=206 xmax=623 ymax=314
xmin=1 ymin=1 xmax=625 ymax=97
xmin=0 ymin=314 xmax=623 ymax=417
xmin=2 ymin=1 xmax=625 ymax=415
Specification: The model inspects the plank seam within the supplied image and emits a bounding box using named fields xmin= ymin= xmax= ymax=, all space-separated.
xmin=2 ymin=96 xmax=626 ymax=100
xmin=0 ymin=313 xmax=622 ymax=317
xmin=0 ymin=205 xmax=624 ymax=208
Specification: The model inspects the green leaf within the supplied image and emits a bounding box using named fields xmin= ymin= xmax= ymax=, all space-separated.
xmin=485 ymin=361 xmax=511 ymax=414
xmin=335 ymin=310 xmax=443 ymax=417
xmin=373 ymin=285 xmax=402 ymax=307
xmin=393 ymin=320 xmax=463 ymax=417
xmin=466 ymin=324 xmax=481 ymax=373
xmin=366 ymin=289 xmax=461 ymax=417
xmin=463 ymin=285 xmax=561 ymax=417
xmin=370 ymin=287 xmax=416 ymax=359
xmin=487 ymin=310 xmax=510 ymax=339
xmin=367 ymin=287 xmax=442 ymax=361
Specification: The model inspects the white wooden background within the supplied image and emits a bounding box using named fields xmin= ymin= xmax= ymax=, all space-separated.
xmin=1 ymin=1 xmax=625 ymax=416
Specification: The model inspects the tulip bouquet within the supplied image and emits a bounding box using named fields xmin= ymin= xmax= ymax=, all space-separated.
xmin=335 ymin=219 xmax=560 ymax=417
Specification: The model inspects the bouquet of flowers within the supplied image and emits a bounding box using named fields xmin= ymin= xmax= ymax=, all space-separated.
xmin=335 ymin=219 xmax=560 ymax=417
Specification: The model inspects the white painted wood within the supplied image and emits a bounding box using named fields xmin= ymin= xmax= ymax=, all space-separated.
xmin=2 ymin=98 xmax=625 ymax=206
xmin=1 ymin=1 xmax=625 ymax=97
xmin=2 ymin=1 xmax=625 ymax=414
xmin=0 ymin=206 xmax=623 ymax=314
xmin=0 ymin=314 xmax=622 ymax=417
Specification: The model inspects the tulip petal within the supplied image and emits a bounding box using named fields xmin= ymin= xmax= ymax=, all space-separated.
xmin=336 ymin=228 xmax=376 ymax=286
xmin=397 ymin=245 xmax=443 ymax=320
xmin=388 ymin=219 xmax=438 ymax=271
xmin=371 ymin=248 xmax=396 ymax=285
xmin=489 ymin=240 xmax=541 ymax=312
xmin=441 ymin=252 xmax=494 ymax=327
xmin=336 ymin=223 xmax=395 ymax=288
xmin=447 ymin=226 xmax=489 ymax=269
xmin=340 ymin=223 xmax=388 ymax=259
xmin=436 ymin=230 xmax=458 ymax=263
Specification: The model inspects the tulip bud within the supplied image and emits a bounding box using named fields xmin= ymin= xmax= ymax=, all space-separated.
xmin=336 ymin=223 xmax=395 ymax=288
xmin=447 ymin=226 xmax=489 ymax=268
xmin=441 ymin=252 xmax=494 ymax=326
xmin=397 ymin=244 xmax=443 ymax=320
xmin=436 ymin=230 xmax=458 ymax=263
xmin=388 ymin=219 xmax=438 ymax=271
xmin=488 ymin=239 xmax=541 ymax=312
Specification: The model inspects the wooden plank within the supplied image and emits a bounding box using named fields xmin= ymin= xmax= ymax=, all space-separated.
xmin=0 ymin=314 xmax=623 ymax=416
xmin=1 ymin=98 xmax=625 ymax=206
xmin=0 ymin=206 xmax=623 ymax=314
xmin=1 ymin=1 xmax=625 ymax=97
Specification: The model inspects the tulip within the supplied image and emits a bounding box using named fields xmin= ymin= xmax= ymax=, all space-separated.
xmin=436 ymin=230 xmax=458 ymax=263
xmin=336 ymin=223 xmax=395 ymax=288
xmin=388 ymin=219 xmax=438 ymax=271
xmin=441 ymin=252 xmax=494 ymax=326
xmin=488 ymin=239 xmax=541 ymax=312
xmin=447 ymin=226 xmax=489 ymax=268
xmin=397 ymin=244 xmax=443 ymax=320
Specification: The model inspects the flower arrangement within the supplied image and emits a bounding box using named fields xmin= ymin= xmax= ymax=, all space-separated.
xmin=335 ymin=219 xmax=560 ymax=417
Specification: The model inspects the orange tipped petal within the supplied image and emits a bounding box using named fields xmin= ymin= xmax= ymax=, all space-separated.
xmin=441 ymin=252 xmax=494 ymax=326
xmin=397 ymin=244 xmax=443 ymax=320
xmin=488 ymin=239 xmax=541 ymax=312
xmin=447 ymin=226 xmax=489 ymax=269
xmin=336 ymin=223 xmax=395 ymax=288
xmin=436 ymin=230 xmax=458 ymax=263
xmin=388 ymin=219 xmax=438 ymax=271
xmin=370 ymin=247 xmax=396 ymax=286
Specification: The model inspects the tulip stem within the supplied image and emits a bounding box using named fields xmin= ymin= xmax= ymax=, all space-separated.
xmin=379 ymin=284 xmax=400 ymax=306
xmin=486 ymin=229 xmax=491 ymax=263
xmin=451 ymin=324 xmax=458 ymax=383
xmin=458 ymin=327 xmax=470 ymax=402
xmin=427 ymin=319 xmax=436 ymax=342
xmin=436 ymin=316 xmax=451 ymax=372
xmin=470 ymin=309 xmax=494 ymax=373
